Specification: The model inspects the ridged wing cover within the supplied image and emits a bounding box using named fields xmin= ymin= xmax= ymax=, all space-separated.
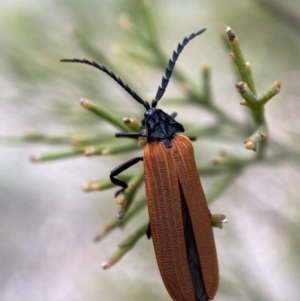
xmin=143 ymin=135 xmax=218 ymax=301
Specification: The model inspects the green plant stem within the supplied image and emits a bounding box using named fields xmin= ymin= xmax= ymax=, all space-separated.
xmin=202 ymin=63 xmax=212 ymax=103
xmin=94 ymin=198 xmax=146 ymax=242
xmin=0 ymin=132 xmax=86 ymax=145
xmin=118 ymin=222 xmax=148 ymax=249
xmin=102 ymin=222 xmax=148 ymax=269
xmin=30 ymin=146 xmax=85 ymax=162
xmin=236 ymin=81 xmax=258 ymax=105
xmin=226 ymin=26 xmax=281 ymax=156
xmin=122 ymin=116 xmax=143 ymax=132
xmin=82 ymin=174 xmax=132 ymax=192
xmin=85 ymin=140 xmax=137 ymax=156
xmin=258 ymin=81 xmax=281 ymax=105
xmin=139 ymin=0 xmax=158 ymax=43
xmin=226 ymin=27 xmax=257 ymax=95
xmin=116 ymin=169 xmax=145 ymax=218
xmin=80 ymin=98 xmax=131 ymax=132
xmin=206 ymin=171 xmax=241 ymax=205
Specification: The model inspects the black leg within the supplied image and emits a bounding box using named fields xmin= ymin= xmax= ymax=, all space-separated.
xmin=146 ymin=223 xmax=151 ymax=239
xmin=110 ymin=156 xmax=143 ymax=196
xmin=115 ymin=132 xmax=146 ymax=139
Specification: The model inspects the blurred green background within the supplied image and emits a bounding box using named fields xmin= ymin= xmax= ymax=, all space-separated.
xmin=1 ymin=0 xmax=300 ymax=300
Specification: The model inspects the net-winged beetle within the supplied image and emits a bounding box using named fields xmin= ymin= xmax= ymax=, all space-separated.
xmin=61 ymin=28 xmax=220 ymax=301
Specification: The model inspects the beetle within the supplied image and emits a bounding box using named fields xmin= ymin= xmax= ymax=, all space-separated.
xmin=61 ymin=28 xmax=219 ymax=301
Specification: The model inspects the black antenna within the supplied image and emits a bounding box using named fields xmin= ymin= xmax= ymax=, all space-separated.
xmin=151 ymin=28 xmax=206 ymax=108
xmin=60 ymin=58 xmax=150 ymax=110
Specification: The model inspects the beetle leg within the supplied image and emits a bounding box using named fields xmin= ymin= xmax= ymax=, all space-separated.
xmin=110 ymin=156 xmax=143 ymax=196
xmin=146 ymin=223 xmax=151 ymax=239
xmin=115 ymin=132 xmax=146 ymax=139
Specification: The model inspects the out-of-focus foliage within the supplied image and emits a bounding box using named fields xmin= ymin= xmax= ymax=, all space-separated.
xmin=1 ymin=1 xmax=300 ymax=301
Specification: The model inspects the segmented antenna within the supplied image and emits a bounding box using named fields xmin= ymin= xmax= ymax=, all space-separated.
xmin=151 ymin=28 xmax=206 ymax=108
xmin=60 ymin=58 xmax=150 ymax=110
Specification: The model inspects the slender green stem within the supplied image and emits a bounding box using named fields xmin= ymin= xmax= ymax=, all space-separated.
xmin=118 ymin=222 xmax=148 ymax=249
xmin=94 ymin=198 xmax=146 ymax=242
xmin=202 ymin=63 xmax=212 ymax=103
xmin=122 ymin=116 xmax=143 ymax=132
xmin=226 ymin=26 xmax=281 ymax=155
xmin=80 ymin=98 xmax=131 ymax=132
xmin=0 ymin=132 xmax=94 ymax=145
xmin=246 ymin=62 xmax=257 ymax=96
xmin=85 ymin=140 xmax=137 ymax=156
xmin=82 ymin=174 xmax=132 ymax=192
xmin=116 ymin=169 xmax=145 ymax=218
xmin=258 ymin=81 xmax=281 ymax=105
xmin=235 ymin=81 xmax=258 ymax=105
xmin=226 ymin=27 xmax=257 ymax=95
xmin=206 ymin=171 xmax=241 ymax=205
xmin=30 ymin=146 xmax=85 ymax=162
xmin=102 ymin=222 xmax=148 ymax=269
xmin=139 ymin=0 xmax=158 ymax=43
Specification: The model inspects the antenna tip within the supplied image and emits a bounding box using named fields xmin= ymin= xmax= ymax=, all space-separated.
xmin=197 ymin=28 xmax=207 ymax=35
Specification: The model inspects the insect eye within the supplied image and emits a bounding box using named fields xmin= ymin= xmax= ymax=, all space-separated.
xmin=144 ymin=111 xmax=149 ymax=118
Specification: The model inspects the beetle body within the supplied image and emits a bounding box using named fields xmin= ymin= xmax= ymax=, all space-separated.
xmin=144 ymin=134 xmax=218 ymax=301
xmin=61 ymin=28 xmax=220 ymax=301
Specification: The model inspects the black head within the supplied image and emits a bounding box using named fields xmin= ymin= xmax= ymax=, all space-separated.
xmin=144 ymin=108 xmax=184 ymax=147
